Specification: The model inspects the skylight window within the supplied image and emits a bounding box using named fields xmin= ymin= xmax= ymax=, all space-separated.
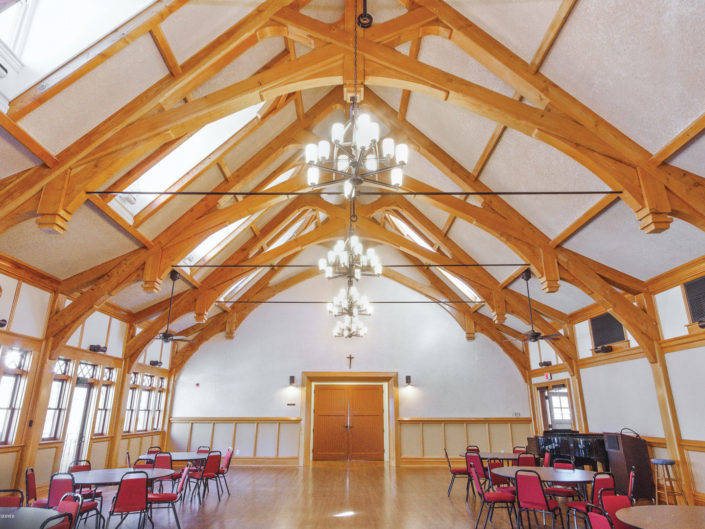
xmin=268 ymin=217 xmax=307 ymax=250
xmin=438 ymin=268 xmax=481 ymax=302
xmin=388 ymin=215 xmax=434 ymax=251
xmin=222 ymin=270 xmax=262 ymax=300
xmin=264 ymin=168 xmax=298 ymax=190
xmin=182 ymin=216 xmax=251 ymax=266
xmin=116 ymin=102 xmax=264 ymax=219
xmin=0 ymin=0 xmax=153 ymax=97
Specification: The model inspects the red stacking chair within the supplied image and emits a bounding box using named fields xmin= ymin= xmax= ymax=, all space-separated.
xmin=513 ymin=446 xmax=527 ymax=454
xmin=56 ymin=492 xmax=82 ymax=529
xmin=147 ymin=466 xmax=189 ymax=529
xmin=107 ymin=471 xmax=151 ymax=529
xmin=188 ymin=451 xmax=222 ymax=503
xmin=147 ymin=446 xmax=161 ymax=455
xmin=39 ymin=513 xmax=73 ymax=529
xmin=466 ymin=445 xmax=481 ymax=453
xmin=465 ymin=452 xmax=490 ymax=500
xmin=125 ymin=451 xmax=132 ymax=468
xmin=133 ymin=457 xmax=154 ymax=470
xmin=515 ymin=469 xmax=564 ymax=529
xmin=46 ymin=473 xmax=103 ymax=529
xmin=585 ymin=504 xmax=614 ymax=529
xmin=189 ymin=445 xmax=211 ymax=474
xmin=443 ymin=448 xmax=469 ymax=497
xmin=517 ymin=453 xmax=537 ymax=466
xmin=153 ymin=452 xmax=180 ymax=492
xmin=599 ymin=488 xmax=632 ymax=529
xmin=543 ymin=452 xmax=551 ymax=467
xmin=469 ymin=464 xmax=516 ymax=529
xmin=0 ymin=489 xmax=23 ymax=507
xmin=217 ymin=447 xmax=233 ymax=496
xmin=544 ymin=459 xmax=581 ymax=500
xmin=26 ymin=467 xmax=47 ymax=507
xmin=68 ymin=460 xmax=103 ymax=512
xmin=567 ymin=472 xmax=614 ymax=529
xmin=488 ymin=461 xmax=515 ymax=495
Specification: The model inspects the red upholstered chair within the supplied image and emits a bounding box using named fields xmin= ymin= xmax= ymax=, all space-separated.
xmin=469 ymin=464 xmax=516 ymax=529
xmin=544 ymin=459 xmax=581 ymax=500
xmin=217 ymin=447 xmax=233 ymax=496
xmin=189 ymin=445 xmax=211 ymax=474
xmin=466 ymin=445 xmax=481 ymax=453
xmin=147 ymin=466 xmax=189 ymax=529
xmin=567 ymin=472 xmax=614 ymax=529
xmin=515 ymin=469 xmax=564 ymax=529
xmin=0 ymin=489 xmax=23 ymax=507
xmin=599 ymin=489 xmax=632 ymax=529
xmin=107 ymin=471 xmax=151 ymax=529
xmin=26 ymin=467 xmax=47 ymax=507
xmin=39 ymin=513 xmax=73 ymax=529
xmin=153 ymin=452 xmax=180 ymax=492
xmin=188 ymin=451 xmax=222 ymax=503
xmin=488 ymin=461 xmax=515 ymax=495
xmin=147 ymin=446 xmax=162 ymax=454
xmin=47 ymin=473 xmax=103 ymax=529
xmin=125 ymin=451 xmax=132 ymax=468
xmin=543 ymin=451 xmax=551 ymax=467
xmin=133 ymin=457 xmax=154 ymax=470
xmin=513 ymin=446 xmax=527 ymax=454
xmin=68 ymin=460 xmax=103 ymax=512
xmin=443 ymin=448 xmax=469 ymax=497
xmin=585 ymin=505 xmax=614 ymax=529
xmin=465 ymin=452 xmax=490 ymax=500
xmin=56 ymin=492 xmax=82 ymax=529
xmin=517 ymin=454 xmax=537 ymax=467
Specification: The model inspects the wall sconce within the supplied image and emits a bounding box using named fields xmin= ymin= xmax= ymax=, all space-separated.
xmin=0 ymin=319 xmax=7 ymax=328
xmin=88 ymin=344 xmax=107 ymax=353
xmin=405 ymin=375 xmax=411 ymax=385
xmin=289 ymin=375 xmax=295 ymax=386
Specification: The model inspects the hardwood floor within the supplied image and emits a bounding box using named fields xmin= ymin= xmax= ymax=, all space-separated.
xmin=106 ymin=462 xmax=527 ymax=529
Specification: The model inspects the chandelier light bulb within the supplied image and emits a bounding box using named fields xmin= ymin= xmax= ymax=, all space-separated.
xmin=334 ymin=240 xmax=345 ymax=253
xmin=331 ymin=122 xmax=345 ymax=143
xmin=365 ymin=154 xmax=378 ymax=171
xmin=391 ymin=167 xmax=403 ymax=187
xmin=307 ymin=166 xmax=320 ymax=185
xmin=382 ymin=137 xmax=395 ymax=158
xmin=305 ymin=143 xmax=318 ymax=164
xmin=395 ymin=143 xmax=409 ymax=164
xmin=318 ymin=258 xmax=327 ymax=271
xmin=343 ymin=180 xmax=353 ymax=198
xmin=369 ymin=122 xmax=380 ymax=143
xmin=337 ymin=154 xmax=350 ymax=172
xmin=325 ymin=266 xmax=333 ymax=278
xmin=318 ymin=140 xmax=331 ymax=161
xmin=354 ymin=268 xmax=361 ymax=280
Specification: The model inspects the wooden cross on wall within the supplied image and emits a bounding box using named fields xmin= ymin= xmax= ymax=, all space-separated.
xmin=346 ymin=354 xmax=354 ymax=369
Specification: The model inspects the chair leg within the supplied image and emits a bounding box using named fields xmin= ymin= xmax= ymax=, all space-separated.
xmin=448 ymin=475 xmax=456 ymax=496
xmin=221 ymin=474 xmax=231 ymax=496
xmin=171 ymin=502 xmax=182 ymax=529
xmin=474 ymin=499 xmax=485 ymax=529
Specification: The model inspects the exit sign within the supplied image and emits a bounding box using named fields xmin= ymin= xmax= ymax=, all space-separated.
xmin=544 ymin=372 xmax=552 ymax=381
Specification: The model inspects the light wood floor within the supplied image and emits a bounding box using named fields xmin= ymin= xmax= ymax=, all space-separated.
xmin=105 ymin=462 xmax=529 ymax=529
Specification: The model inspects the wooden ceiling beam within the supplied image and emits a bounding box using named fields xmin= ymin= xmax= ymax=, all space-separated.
xmin=651 ymin=111 xmax=705 ymax=164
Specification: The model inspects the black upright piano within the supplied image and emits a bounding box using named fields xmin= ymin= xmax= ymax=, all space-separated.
xmin=527 ymin=430 xmax=609 ymax=470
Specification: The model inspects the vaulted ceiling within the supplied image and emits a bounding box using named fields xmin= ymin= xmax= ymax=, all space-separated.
xmin=1 ymin=0 xmax=704 ymax=380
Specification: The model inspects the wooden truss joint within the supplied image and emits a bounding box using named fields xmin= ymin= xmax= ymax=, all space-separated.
xmin=491 ymin=290 xmax=506 ymax=324
xmin=36 ymin=169 xmax=72 ymax=233
xmin=635 ymin=167 xmax=673 ymax=234
xmin=539 ymin=246 xmax=560 ymax=293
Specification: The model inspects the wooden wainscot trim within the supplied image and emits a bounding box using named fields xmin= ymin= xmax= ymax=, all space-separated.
xmin=529 ymin=364 xmax=570 ymax=378
xmin=170 ymin=417 xmax=302 ymax=423
xmin=397 ymin=417 xmax=531 ymax=424
xmin=399 ymin=457 xmax=449 ymax=467
xmin=133 ymin=363 xmax=170 ymax=377
xmin=0 ymin=444 xmax=24 ymax=454
xmin=229 ymin=457 xmax=299 ymax=466
xmin=122 ymin=430 xmax=165 ymax=439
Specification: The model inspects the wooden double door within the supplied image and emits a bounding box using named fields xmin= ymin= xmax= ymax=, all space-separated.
xmin=313 ymin=385 xmax=385 ymax=461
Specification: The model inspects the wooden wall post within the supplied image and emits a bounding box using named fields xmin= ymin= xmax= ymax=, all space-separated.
xmin=107 ymin=324 xmax=135 ymax=467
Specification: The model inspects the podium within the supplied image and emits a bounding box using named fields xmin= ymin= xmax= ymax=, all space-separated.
xmin=604 ymin=431 xmax=655 ymax=501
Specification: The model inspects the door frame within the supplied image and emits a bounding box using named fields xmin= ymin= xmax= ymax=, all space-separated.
xmin=301 ymin=372 xmax=400 ymax=466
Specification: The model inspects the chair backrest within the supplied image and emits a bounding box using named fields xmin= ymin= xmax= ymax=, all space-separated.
xmin=57 ymin=493 xmax=82 ymax=529
xmin=591 ymin=472 xmax=615 ymax=504
xmin=468 ymin=465 xmax=486 ymax=500
xmin=153 ymin=452 xmax=173 ymax=470
xmin=147 ymin=446 xmax=161 ymax=454
xmin=175 ymin=466 xmax=190 ymax=496
xmin=222 ymin=447 xmax=233 ymax=471
xmin=465 ymin=452 xmax=486 ymax=479
xmin=48 ymin=473 xmax=75 ymax=508
xmin=133 ymin=457 xmax=154 ymax=469
xmin=203 ymin=451 xmax=221 ymax=474
xmin=0 ymin=489 xmax=24 ymax=507
xmin=513 ymin=446 xmax=527 ymax=454
xmin=25 ymin=467 xmax=37 ymax=505
xmin=488 ymin=461 xmax=510 ymax=487
xmin=586 ymin=505 xmax=614 ymax=529
xmin=553 ymin=458 xmax=574 ymax=470
xmin=196 ymin=445 xmax=210 ymax=454
xmin=599 ymin=489 xmax=632 ymax=529
xmin=517 ymin=454 xmax=536 ymax=466
xmin=515 ymin=470 xmax=549 ymax=510
xmin=543 ymin=451 xmax=551 ymax=467
xmin=39 ymin=512 xmax=73 ymax=529
xmin=112 ymin=471 xmax=148 ymax=514
xmin=68 ymin=459 xmax=91 ymax=473
xmin=125 ymin=451 xmax=131 ymax=468
xmin=466 ymin=445 xmax=480 ymax=453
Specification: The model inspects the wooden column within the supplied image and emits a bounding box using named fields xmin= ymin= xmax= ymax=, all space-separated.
xmin=564 ymin=324 xmax=589 ymax=432
xmin=107 ymin=324 xmax=135 ymax=467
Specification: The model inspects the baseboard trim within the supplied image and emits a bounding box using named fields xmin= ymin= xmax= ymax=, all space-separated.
xmin=399 ymin=457 xmax=448 ymax=467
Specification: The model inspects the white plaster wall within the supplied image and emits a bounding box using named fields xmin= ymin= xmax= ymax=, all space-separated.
xmin=575 ymin=320 xmax=592 ymax=358
xmin=655 ymin=286 xmax=690 ymax=340
xmin=581 ymin=359 xmax=664 ymax=437
xmin=172 ymin=276 xmax=530 ymax=419
xmin=666 ymin=346 xmax=705 ymax=441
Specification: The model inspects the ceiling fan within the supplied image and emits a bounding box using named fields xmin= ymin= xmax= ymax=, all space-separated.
xmin=154 ymin=270 xmax=193 ymax=343
xmin=510 ymin=269 xmax=562 ymax=343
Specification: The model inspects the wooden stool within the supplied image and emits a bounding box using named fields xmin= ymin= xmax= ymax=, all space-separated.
xmin=651 ymin=458 xmax=686 ymax=505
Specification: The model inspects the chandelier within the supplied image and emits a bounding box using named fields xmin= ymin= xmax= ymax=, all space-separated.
xmin=318 ymin=233 xmax=382 ymax=279
xmin=304 ymin=113 xmax=408 ymax=199
xmin=328 ymin=283 xmax=373 ymax=318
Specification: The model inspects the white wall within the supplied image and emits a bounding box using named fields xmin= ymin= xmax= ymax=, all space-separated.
xmin=666 ymin=345 xmax=705 ymax=441
xmin=655 ymin=286 xmax=690 ymax=340
xmin=172 ymin=275 xmax=530 ymax=419
xmin=581 ymin=358 xmax=664 ymax=437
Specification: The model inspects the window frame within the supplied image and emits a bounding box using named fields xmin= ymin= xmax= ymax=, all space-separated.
xmin=123 ymin=387 xmax=138 ymax=433
xmin=0 ymin=371 xmax=25 ymax=445
xmin=135 ymin=388 xmax=153 ymax=432
xmin=93 ymin=383 xmax=114 ymax=436
xmin=42 ymin=377 xmax=70 ymax=441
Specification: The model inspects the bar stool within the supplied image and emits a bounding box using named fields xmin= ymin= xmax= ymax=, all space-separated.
xmin=651 ymin=458 xmax=686 ymax=505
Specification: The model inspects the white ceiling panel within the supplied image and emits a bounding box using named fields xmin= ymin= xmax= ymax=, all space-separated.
xmin=301 ymin=0 xmax=343 ymax=22
xmin=369 ymin=86 xmax=402 ymax=113
xmin=0 ymin=203 xmax=139 ymax=279
xmin=563 ymin=200 xmax=705 ymax=280
xmin=666 ymin=133 xmax=705 ymax=178
xmin=110 ymin=278 xmax=191 ymax=313
xmin=541 ymin=0 xmax=705 ymax=153
xmin=479 ymin=128 xmax=609 ymax=238
xmin=0 ymin=128 xmax=41 ymax=179
xmin=507 ymin=275 xmax=596 ymax=315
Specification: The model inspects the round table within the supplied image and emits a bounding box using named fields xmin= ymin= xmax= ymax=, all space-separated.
xmin=616 ymin=505 xmax=705 ymax=529
xmin=461 ymin=452 xmax=520 ymax=461
xmin=491 ymin=466 xmax=596 ymax=483
xmin=72 ymin=467 xmax=175 ymax=487
xmin=141 ymin=451 xmax=208 ymax=462
xmin=0 ymin=507 xmax=60 ymax=528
